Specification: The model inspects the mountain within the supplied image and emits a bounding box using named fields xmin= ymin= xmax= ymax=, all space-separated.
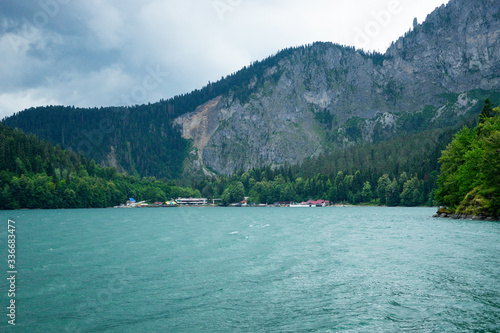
xmin=193 ymin=122 xmax=469 ymax=207
xmin=177 ymin=0 xmax=500 ymax=175
xmin=3 ymin=0 xmax=500 ymax=179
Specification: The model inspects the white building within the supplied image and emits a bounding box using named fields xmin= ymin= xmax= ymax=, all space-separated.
xmin=176 ymin=198 xmax=208 ymax=206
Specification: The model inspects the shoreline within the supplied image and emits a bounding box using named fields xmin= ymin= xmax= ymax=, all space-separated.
xmin=4 ymin=205 xmax=437 ymax=211
xmin=433 ymin=212 xmax=499 ymax=222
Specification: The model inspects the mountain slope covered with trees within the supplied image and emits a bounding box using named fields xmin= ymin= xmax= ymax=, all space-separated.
xmin=193 ymin=118 xmax=476 ymax=206
xmin=435 ymin=102 xmax=500 ymax=218
xmin=0 ymin=124 xmax=199 ymax=210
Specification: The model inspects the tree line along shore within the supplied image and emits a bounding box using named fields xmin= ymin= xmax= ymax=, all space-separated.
xmin=0 ymin=101 xmax=498 ymax=219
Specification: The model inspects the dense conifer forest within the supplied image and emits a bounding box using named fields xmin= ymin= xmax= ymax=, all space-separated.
xmin=1 ymin=101 xmax=498 ymax=215
xmin=435 ymin=102 xmax=500 ymax=217
xmin=0 ymin=124 xmax=199 ymax=209
xmin=191 ymin=101 xmax=499 ymax=213
xmin=193 ymin=116 xmax=479 ymax=207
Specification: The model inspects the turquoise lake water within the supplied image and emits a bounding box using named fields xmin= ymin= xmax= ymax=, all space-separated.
xmin=1 ymin=207 xmax=499 ymax=332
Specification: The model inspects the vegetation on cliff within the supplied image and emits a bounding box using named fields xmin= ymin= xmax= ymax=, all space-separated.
xmin=1 ymin=101 xmax=498 ymax=211
xmin=194 ymin=121 xmax=473 ymax=206
xmin=435 ymin=101 xmax=500 ymax=218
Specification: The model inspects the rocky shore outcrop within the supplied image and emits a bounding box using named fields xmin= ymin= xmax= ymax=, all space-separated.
xmin=433 ymin=208 xmax=499 ymax=221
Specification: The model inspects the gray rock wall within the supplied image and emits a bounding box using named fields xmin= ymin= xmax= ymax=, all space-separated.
xmin=176 ymin=0 xmax=500 ymax=175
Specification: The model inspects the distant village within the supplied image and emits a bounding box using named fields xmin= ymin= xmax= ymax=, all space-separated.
xmin=115 ymin=198 xmax=334 ymax=208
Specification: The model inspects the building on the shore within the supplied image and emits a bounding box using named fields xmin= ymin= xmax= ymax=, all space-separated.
xmin=176 ymin=198 xmax=208 ymax=206
xmin=304 ymin=199 xmax=330 ymax=207
xmin=126 ymin=198 xmax=137 ymax=207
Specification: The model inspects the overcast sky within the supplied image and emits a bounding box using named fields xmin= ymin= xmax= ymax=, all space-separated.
xmin=0 ymin=0 xmax=450 ymax=119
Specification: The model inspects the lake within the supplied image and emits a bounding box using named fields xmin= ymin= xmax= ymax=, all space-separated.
xmin=1 ymin=207 xmax=499 ymax=332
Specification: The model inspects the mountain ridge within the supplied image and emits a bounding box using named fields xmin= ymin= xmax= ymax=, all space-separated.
xmin=177 ymin=0 xmax=499 ymax=175
xmin=3 ymin=0 xmax=500 ymax=178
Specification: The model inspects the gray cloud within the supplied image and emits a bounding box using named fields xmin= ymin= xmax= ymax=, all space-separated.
xmin=0 ymin=0 xmax=449 ymax=119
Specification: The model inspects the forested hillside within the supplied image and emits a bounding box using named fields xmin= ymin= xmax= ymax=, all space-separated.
xmin=435 ymin=102 xmax=500 ymax=218
xmin=1 ymin=103 xmax=497 ymax=210
xmin=2 ymin=104 xmax=189 ymax=179
xmin=0 ymin=124 xmax=199 ymax=210
xmin=193 ymin=117 xmax=476 ymax=206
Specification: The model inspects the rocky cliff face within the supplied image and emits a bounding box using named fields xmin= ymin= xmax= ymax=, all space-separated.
xmin=176 ymin=0 xmax=500 ymax=175
xmin=386 ymin=0 xmax=500 ymax=92
xmin=3 ymin=0 xmax=499 ymax=179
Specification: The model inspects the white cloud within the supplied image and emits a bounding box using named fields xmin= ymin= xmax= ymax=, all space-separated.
xmin=0 ymin=90 xmax=59 ymax=120
xmin=85 ymin=1 xmax=125 ymax=50
xmin=0 ymin=0 xmax=450 ymax=119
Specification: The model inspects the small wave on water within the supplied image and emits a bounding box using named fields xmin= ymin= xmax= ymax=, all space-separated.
xmin=2 ymin=207 xmax=499 ymax=332
xmin=249 ymin=224 xmax=270 ymax=228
